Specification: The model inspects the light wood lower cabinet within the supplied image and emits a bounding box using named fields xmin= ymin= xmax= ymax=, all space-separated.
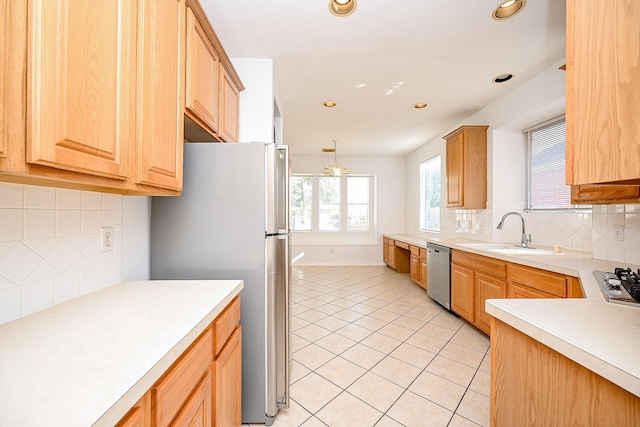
xmin=409 ymin=245 xmax=428 ymax=290
xmin=419 ymin=248 xmax=428 ymax=290
xmin=450 ymin=250 xmax=583 ymax=335
xmin=451 ymin=251 xmax=507 ymax=334
xmin=451 ymin=263 xmax=475 ymax=323
xmin=491 ymin=319 xmax=640 ymax=426
xmin=116 ymin=393 xmax=151 ymax=427
xmin=116 ymin=296 xmax=242 ymax=427
xmin=475 ymin=273 xmax=505 ymax=333
xmin=214 ymin=327 xmax=242 ymax=427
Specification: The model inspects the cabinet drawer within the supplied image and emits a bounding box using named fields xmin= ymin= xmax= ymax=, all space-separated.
xmin=420 ymin=248 xmax=427 ymax=258
xmin=395 ymin=241 xmax=409 ymax=250
xmin=213 ymin=296 xmax=241 ymax=356
xmin=410 ymin=245 xmax=420 ymax=255
xmin=452 ymin=250 xmax=507 ymax=279
xmin=509 ymin=264 xmax=566 ymax=297
xmin=153 ymin=327 xmax=213 ymax=427
xmin=383 ymin=237 xmax=389 ymax=245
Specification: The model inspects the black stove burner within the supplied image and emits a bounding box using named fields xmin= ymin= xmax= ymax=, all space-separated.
xmin=612 ymin=268 xmax=640 ymax=302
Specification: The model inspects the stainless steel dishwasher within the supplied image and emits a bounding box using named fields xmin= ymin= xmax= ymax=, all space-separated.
xmin=427 ymin=243 xmax=452 ymax=310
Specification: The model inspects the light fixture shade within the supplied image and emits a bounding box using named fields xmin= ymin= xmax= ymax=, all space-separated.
xmin=329 ymin=0 xmax=357 ymax=17
xmin=322 ymin=140 xmax=349 ymax=176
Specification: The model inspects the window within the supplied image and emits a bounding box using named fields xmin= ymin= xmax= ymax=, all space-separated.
xmin=420 ymin=156 xmax=441 ymax=232
xmin=319 ymin=177 xmax=340 ymax=231
xmin=290 ymin=176 xmax=312 ymax=231
xmin=290 ymin=174 xmax=375 ymax=240
xmin=525 ymin=116 xmax=588 ymax=211
xmin=347 ymin=176 xmax=370 ymax=231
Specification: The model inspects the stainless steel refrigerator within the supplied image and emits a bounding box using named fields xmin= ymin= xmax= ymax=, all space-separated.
xmin=150 ymin=142 xmax=290 ymax=425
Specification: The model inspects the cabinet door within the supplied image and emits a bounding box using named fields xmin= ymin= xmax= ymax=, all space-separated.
xmin=446 ymin=133 xmax=464 ymax=207
xmin=475 ymin=273 xmax=505 ymax=335
xmin=388 ymin=243 xmax=396 ymax=268
xmin=566 ymin=0 xmax=640 ymax=185
xmin=218 ymin=65 xmax=240 ymax=142
xmin=172 ymin=372 xmax=212 ymax=427
xmin=383 ymin=238 xmax=389 ymax=265
xmin=26 ymin=0 xmax=135 ymax=180
xmin=136 ymin=0 xmax=185 ymax=191
xmin=420 ymin=255 xmax=428 ymax=290
xmin=214 ymin=327 xmax=242 ymax=427
xmin=410 ymin=253 xmax=420 ymax=285
xmin=185 ymin=6 xmax=219 ymax=136
xmin=571 ymin=184 xmax=640 ymax=204
xmin=451 ymin=263 xmax=474 ymax=323
xmin=115 ymin=392 xmax=150 ymax=427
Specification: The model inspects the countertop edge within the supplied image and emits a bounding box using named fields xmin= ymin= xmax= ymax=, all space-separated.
xmin=94 ymin=280 xmax=244 ymax=427
xmin=384 ymin=233 xmax=640 ymax=398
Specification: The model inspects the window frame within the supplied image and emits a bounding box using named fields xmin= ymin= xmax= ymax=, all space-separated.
xmin=289 ymin=173 xmax=377 ymax=243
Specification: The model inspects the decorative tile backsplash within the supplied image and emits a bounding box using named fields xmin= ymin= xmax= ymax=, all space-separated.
xmin=447 ymin=203 xmax=640 ymax=265
xmin=592 ymin=204 xmax=640 ymax=265
xmin=0 ymin=183 xmax=122 ymax=325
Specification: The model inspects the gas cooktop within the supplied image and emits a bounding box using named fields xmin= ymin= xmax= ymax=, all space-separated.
xmin=594 ymin=268 xmax=640 ymax=307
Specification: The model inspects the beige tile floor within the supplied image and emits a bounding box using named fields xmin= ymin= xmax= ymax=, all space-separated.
xmin=244 ymin=265 xmax=491 ymax=427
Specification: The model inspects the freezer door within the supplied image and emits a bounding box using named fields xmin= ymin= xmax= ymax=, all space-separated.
xmin=266 ymin=144 xmax=289 ymax=235
xmin=265 ymin=233 xmax=290 ymax=424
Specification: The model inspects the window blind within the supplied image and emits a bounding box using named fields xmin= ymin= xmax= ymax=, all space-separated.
xmin=525 ymin=116 xmax=586 ymax=211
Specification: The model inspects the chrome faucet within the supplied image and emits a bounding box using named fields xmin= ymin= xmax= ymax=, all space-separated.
xmin=497 ymin=212 xmax=532 ymax=248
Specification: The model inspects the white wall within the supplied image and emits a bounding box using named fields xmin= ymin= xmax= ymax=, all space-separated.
xmin=232 ymin=58 xmax=277 ymax=143
xmin=121 ymin=196 xmax=151 ymax=280
xmin=290 ymin=155 xmax=405 ymax=265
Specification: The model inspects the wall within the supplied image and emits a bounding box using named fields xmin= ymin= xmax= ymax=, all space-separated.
xmin=232 ymin=58 xmax=278 ymax=143
xmin=0 ymin=183 xmax=122 ymax=324
xmin=290 ymin=155 xmax=405 ymax=265
xmin=404 ymin=59 xmax=640 ymax=265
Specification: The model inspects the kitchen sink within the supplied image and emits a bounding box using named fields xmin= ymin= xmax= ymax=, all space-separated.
xmin=456 ymin=242 xmax=561 ymax=255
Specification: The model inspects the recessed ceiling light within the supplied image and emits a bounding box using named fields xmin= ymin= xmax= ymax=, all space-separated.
xmin=492 ymin=0 xmax=526 ymax=20
xmin=493 ymin=73 xmax=514 ymax=83
xmin=413 ymin=103 xmax=428 ymax=109
xmin=329 ymin=0 xmax=357 ymax=17
xmin=323 ymin=100 xmax=337 ymax=107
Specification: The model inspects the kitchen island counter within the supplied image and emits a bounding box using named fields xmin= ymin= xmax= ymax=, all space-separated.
xmin=384 ymin=234 xmax=640 ymax=398
xmin=0 ymin=279 xmax=244 ymax=427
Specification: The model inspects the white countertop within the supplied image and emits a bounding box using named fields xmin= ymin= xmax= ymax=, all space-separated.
xmin=0 ymin=279 xmax=244 ymax=427
xmin=384 ymin=234 xmax=640 ymax=398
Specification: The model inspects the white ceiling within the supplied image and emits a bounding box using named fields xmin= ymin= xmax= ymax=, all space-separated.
xmin=201 ymin=0 xmax=566 ymax=157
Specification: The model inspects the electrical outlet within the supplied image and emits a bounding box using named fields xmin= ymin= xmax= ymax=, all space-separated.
xmin=613 ymin=225 xmax=624 ymax=241
xmin=100 ymin=227 xmax=114 ymax=252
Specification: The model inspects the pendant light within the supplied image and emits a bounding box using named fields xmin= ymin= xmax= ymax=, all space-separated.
xmin=322 ymin=140 xmax=349 ymax=176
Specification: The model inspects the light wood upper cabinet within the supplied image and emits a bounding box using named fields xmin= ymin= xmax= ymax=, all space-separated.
xmin=135 ymin=0 xmax=185 ymax=192
xmin=571 ymin=184 xmax=640 ymax=205
xmin=566 ymin=0 xmax=640 ymax=185
xmin=218 ymin=65 xmax=240 ymax=142
xmin=26 ymin=0 xmax=135 ymax=181
xmin=444 ymin=125 xmax=488 ymax=209
xmin=185 ymin=5 xmax=220 ymax=137
xmin=182 ymin=1 xmax=243 ymax=143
